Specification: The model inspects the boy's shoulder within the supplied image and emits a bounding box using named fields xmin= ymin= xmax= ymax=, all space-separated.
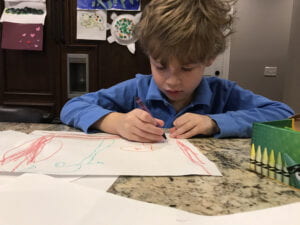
xmin=135 ymin=73 xmax=152 ymax=80
xmin=134 ymin=74 xmax=153 ymax=85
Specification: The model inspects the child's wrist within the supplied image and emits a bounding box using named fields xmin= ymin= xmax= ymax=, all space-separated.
xmin=96 ymin=112 xmax=123 ymax=135
xmin=209 ymin=117 xmax=220 ymax=135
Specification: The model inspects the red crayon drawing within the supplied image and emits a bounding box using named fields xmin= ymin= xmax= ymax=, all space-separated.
xmin=120 ymin=143 xmax=154 ymax=152
xmin=176 ymin=140 xmax=211 ymax=175
xmin=0 ymin=135 xmax=61 ymax=172
xmin=0 ymin=133 xmax=120 ymax=172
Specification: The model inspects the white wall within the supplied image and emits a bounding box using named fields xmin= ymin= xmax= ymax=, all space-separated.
xmin=283 ymin=0 xmax=300 ymax=113
xmin=229 ymin=0 xmax=294 ymax=102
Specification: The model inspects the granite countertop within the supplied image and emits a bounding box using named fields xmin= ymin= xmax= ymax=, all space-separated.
xmin=1 ymin=122 xmax=300 ymax=216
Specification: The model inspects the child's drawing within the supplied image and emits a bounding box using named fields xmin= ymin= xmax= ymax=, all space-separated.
xmin=120 ymin=143 xmax=154 ymax=152
xmin=77 ymin=10 xmax=107 ymax=40
xmin=80 ymin=12 xmax=104 ymax=30
xmin=0 ymin=130 xmax=222 ymax=176
xmin=78 ymin=0 xmax=141 ymax=11
xmin=0 ymin=134 xmax=62 ymax=172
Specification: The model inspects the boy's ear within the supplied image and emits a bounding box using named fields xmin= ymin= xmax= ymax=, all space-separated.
xmin=205 ymin=58 xmax=215 ymax=67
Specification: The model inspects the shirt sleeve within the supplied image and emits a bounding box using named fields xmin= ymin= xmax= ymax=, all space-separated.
xmin=60 ymin=78 xmax=138 ymax=133
xmin=208 ymin=83 xmax=294 ymax=138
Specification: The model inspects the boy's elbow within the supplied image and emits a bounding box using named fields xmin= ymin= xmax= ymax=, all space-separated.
xmin=266 ymin=102 xmax=295 ymax=120
xmin=59 ymin=107 xmax=70 ymax=125
xmin=60 ymin=101 xmax=76 ymax=125
xmin=278 ymin=103 xmax=295 ymax=118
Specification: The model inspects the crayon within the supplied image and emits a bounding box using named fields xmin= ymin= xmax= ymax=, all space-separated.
xmin=275 ymin=152 xmax=283 ymax=182
xmin=283 ymin=153 xmax=300 ymax=188
xmin=268 ymin=149 xmax=276 ymax=179
xmin=262 ymin=147 xmax=269 ymax=176
xmin=250 ymin=143 xmax=256 ymax=171
xmin=135 ymin=97 xmax=166 ymax=139
xmin=255 ymin=146 xmax=262 ymax=174
xmin=282 ymin=159 xmax=290 ymax=185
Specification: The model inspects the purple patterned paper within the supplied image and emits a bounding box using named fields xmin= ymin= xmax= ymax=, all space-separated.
xmin=1 ymin=22 xmax=43 ymax=51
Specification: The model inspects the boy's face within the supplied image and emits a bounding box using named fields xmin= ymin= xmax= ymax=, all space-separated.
xmin=150 ymin=57 xmax=211 ymax=108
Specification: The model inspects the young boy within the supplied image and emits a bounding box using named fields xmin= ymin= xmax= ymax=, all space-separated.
xmin=60 ymin=0 xmax=294 ymax=142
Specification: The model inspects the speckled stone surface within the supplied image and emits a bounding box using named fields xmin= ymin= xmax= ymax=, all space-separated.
xmin=1 ymin=122 xmax=300 ymax=216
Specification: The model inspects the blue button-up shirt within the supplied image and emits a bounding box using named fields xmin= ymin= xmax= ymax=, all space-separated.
xmin=60 ymin=74 xmax=294 ymax=138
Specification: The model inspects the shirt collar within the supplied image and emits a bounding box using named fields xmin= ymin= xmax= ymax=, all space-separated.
xmin=191 ymin=77 xmax=213 ymax=106
xmin=145 ymin=78 xmax=167 ymax=102
xmin=145 ymin=76 xmax=212 ymax=106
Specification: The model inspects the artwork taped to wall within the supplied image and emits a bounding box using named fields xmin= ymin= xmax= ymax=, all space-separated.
xmin=1 ymin=1 xmax=47 ymax=24
xmin=0 ymin=0 xmax=46 ymax=50
xmin=78 ymin=0 xmax=141 ymax=11
xmin=107 ymin=12 xmax=141 ymax=54
xmin=77 ymin=10 xmax=107 ymax=40
xmin=1 ymin=22 xmax=43 ymax=50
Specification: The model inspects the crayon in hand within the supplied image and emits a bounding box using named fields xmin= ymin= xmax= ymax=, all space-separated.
xmin=135 ymin=97 xmax=167 ymax=139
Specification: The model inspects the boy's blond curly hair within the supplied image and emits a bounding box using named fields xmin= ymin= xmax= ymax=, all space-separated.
xmin=135 ymin=0 xmax=236 ymax=65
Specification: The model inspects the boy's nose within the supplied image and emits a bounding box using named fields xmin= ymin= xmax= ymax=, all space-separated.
xmin=165 ymin=72 xmax=181 ymax=87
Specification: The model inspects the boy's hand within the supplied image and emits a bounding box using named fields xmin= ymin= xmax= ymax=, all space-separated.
xmin=94 ymin=109 xmax=165 ymax=143
xmin=169 ymin=113 xmax=219 ymax=139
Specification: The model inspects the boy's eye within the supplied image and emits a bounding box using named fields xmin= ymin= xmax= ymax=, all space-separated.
xmin=155 ymin=65 xmax=166 ymax=70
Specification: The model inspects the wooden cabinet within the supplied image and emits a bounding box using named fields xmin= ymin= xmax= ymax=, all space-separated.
xmin=0 ymin=0 xmax=62 ymax=115
xmin=0 ymin=0 xmax=151 ymax=118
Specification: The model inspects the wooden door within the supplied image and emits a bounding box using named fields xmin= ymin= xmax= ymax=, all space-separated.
xmin=0 ymin=0 xmax=62 ymax=115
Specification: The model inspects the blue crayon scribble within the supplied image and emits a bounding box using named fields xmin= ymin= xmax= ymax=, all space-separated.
xmin=54 ymin=139 xmax=115 ymax=173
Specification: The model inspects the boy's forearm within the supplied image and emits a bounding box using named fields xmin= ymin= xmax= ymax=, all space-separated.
xmin=92 ymin=112 xmax=124 ymax=135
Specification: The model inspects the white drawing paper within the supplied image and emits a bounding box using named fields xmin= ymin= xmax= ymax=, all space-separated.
xmin=0 ymin=173 xmax=299 ymax=225
xmin=0 ymin=130 xmax=221 ymax=176
xmin=0 ymin=172 xmax=80 ymax=186
xmin=1 ymin=2 xmax=47 ymax=24
xmin=71 ymin=175 xmax=118 ymax=191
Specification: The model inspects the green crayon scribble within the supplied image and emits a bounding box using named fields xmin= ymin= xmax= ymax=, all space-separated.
xmin=54 ymin=139 xmax=115 ymax=172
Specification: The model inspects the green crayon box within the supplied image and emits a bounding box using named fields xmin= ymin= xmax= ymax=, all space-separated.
xmin=250 ymin=119 xmax=300 ymax=189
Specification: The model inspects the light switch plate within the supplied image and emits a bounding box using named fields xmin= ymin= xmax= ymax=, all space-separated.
xmin=264 ymin=66 xmax=277 ymax=77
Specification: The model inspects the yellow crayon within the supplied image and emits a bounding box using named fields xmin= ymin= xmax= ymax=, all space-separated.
xmin=268 ymin=149 xmax=276 ymax=179
xmin=275 ymin=152 xmax=283 ymax=182
xmin=255 ymin=146 xmax=262 ymax=174
xmin=262 ymin=147 xmax=269 ymax=176
xmin=250 ymin=143 xmax=256 ymax=171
